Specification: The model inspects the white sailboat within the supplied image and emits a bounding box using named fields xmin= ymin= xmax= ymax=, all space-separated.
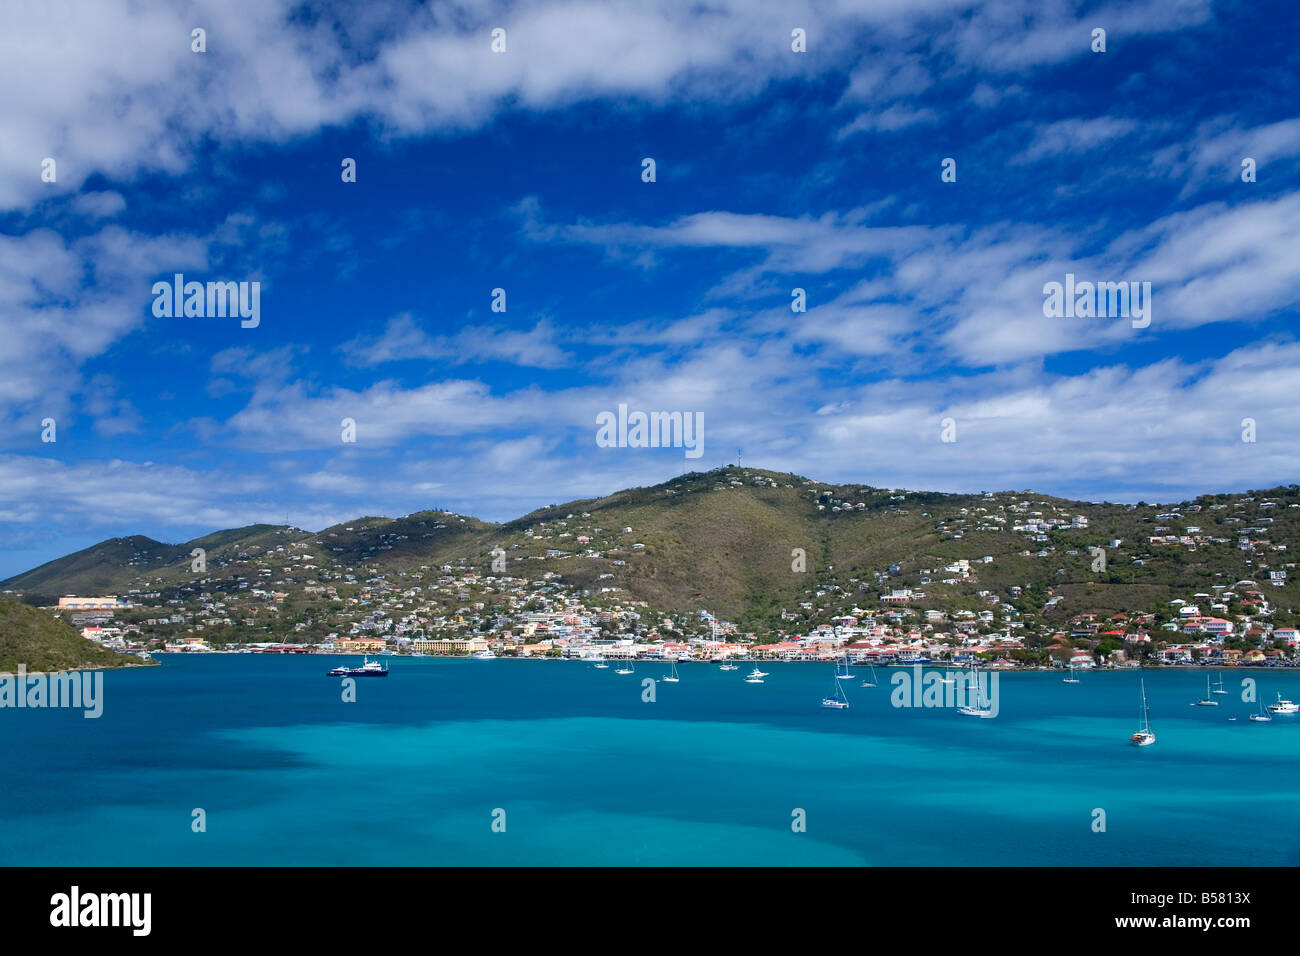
xmin=1250 ymin=698 xmax=1272 ymax=722
xmin=1195 ymin=674 xmax=1219 ymax=706
xmin=958 ymin=665 xmax=995 ymax=718
xmin=713 ymin=617 xmax=739 ymax=669
xmin=821 ymin=669 xmax=850 ymax=709
xmin=662 ymin=660 xmax=680 ymax=683
xmin=1062 ymin=664 xmax=1080 ymax=684
xmin=1129 ymin=679 xmax=1156 ymax=746
xmin=859 ymin=664 xmax=879 ymax=688
xmin=614 ymin=658 xmax=635 ymax=675
xmin=835 ymin=655 xmax=852 ymax=680
xmin=1211 ymin=672 xmax=1227 ymax=695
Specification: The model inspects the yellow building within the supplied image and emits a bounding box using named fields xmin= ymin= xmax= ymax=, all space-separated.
xmin=412 ymin=637 xmax=473 ymax=654
xmin=411 ymin=637 xmax=490 ymax=655
xmin=336 ymin=636 xmax=387 ymax=652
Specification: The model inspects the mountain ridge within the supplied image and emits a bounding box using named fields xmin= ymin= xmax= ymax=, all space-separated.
xmin=5 ymin=468 xmax=1298 ymax=644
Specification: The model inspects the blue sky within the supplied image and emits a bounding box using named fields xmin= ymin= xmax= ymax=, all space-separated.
xmin=1 ymin=0 xmax=1299 ymax=578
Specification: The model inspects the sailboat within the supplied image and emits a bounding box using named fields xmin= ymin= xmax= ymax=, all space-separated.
xmin=1211 ymin=672 xmax=1227 ymax=695
xmin=958 ymin=665 xmax=996 ymax=718
xmin=614 ymin=658 xmax=635 ymax=675
xmin=1194 ymin=674 xmax=1219 ymax=706
xmin=859 ymin=664 xmax=879 ymax=688
xmin=710 ymin=618 xmax=738 ymax=669
xmin=1062 ymin=664 xmax=1080 ymax=684
xmin=835 ymin=655 xmax=852 ymax=680
xmin=662 ymin=660 xmax=680 ymax=683
xmin=821 ymin=670 xmax=850 ymax=709
xmin=591 ymin=653 xmax=609 ymax=669
xmin=1250 ymin=698 xmax=1273 ymax=722
xmin=1129 ymin=679 xmax=1156 ymax=746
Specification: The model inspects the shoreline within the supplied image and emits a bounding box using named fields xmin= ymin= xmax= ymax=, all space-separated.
xmin=0 ymin=658 xmax=159 ymax=677
xmin=148 ymin=651 xmax=1293 ymax=672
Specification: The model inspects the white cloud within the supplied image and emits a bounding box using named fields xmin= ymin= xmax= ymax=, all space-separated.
xmin=1011 ymin=117 xmax=1141 ymax=164
xmin=0 ymin=0 xmax=1213 ymax=213
xmin=529 ymin=193 xmax=1300 ymax=365
xmin=1153 ymin=116 xmax=1300 ymax=194
xmin=341 ymin=314 xmax=572 ymax=369
xmin=69 ymin=191 xmax=126 ymax=220
xmin=0 ymin=226 xmax=209 ymax=423
xmin=836 ymin=105 xmax=941 ymax=139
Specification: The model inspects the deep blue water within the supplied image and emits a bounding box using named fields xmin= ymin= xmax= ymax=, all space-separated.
xmin=2 ymin=656 xmax=1298 ymax=866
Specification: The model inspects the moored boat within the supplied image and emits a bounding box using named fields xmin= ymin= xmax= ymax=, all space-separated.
xmin=1267 ymin=693 xmax=1298 ymax=715
xmin=821 ymin=669 xmax=849 ymax=709
xmin=1194 ymin=675 xmax=1219 ymax=706
xmin=958 ymin=665 xmax=996 ymax=718
xmin=327 ymin=656 xmax=389 ymax=677
xmin=1130 ymin=679 xmax=1155 ymax=746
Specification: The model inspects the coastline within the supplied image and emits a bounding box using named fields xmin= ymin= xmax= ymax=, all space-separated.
xmin=149 ymin=650 xmax=1288 ymax=672
xmin=0 ymin=658 xmax=159 ymax=677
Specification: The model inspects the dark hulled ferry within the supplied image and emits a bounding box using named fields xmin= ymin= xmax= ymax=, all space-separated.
xmin=327 ymin=657 xmax=389 ymax=677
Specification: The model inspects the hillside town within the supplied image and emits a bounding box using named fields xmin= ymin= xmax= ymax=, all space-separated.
xmin=7 ymin=472 xmax=1299 ymax=671
xmin=41 ymin=561 xmax=1300 ymax=671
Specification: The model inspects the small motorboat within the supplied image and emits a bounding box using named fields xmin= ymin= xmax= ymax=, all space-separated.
xmin=1267 ymin=693 xmax=1298 ymax=715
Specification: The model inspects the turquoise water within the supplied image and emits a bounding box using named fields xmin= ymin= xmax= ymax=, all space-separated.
xmin=2 ymin=656 xmax=1298 ymax=865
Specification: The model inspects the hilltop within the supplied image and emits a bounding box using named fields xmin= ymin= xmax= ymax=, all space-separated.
xmin=3 ymin=525 xmax=310 ymax=605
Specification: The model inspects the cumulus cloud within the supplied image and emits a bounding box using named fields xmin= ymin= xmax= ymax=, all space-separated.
xmin=0 ymin=0 xmax=1213 ymax=212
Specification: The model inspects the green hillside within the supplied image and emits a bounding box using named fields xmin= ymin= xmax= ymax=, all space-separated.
xmin=4 ymin=468 xmax=1299 ymax=645
xmin=1 ymin=525 xmax=311 ymax=603
xmin=0 ymin=598 xmax=148 ymax=672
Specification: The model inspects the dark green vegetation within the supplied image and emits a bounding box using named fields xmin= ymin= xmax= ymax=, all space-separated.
xmin=0 ymin=597 xmax=148 ymax=671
